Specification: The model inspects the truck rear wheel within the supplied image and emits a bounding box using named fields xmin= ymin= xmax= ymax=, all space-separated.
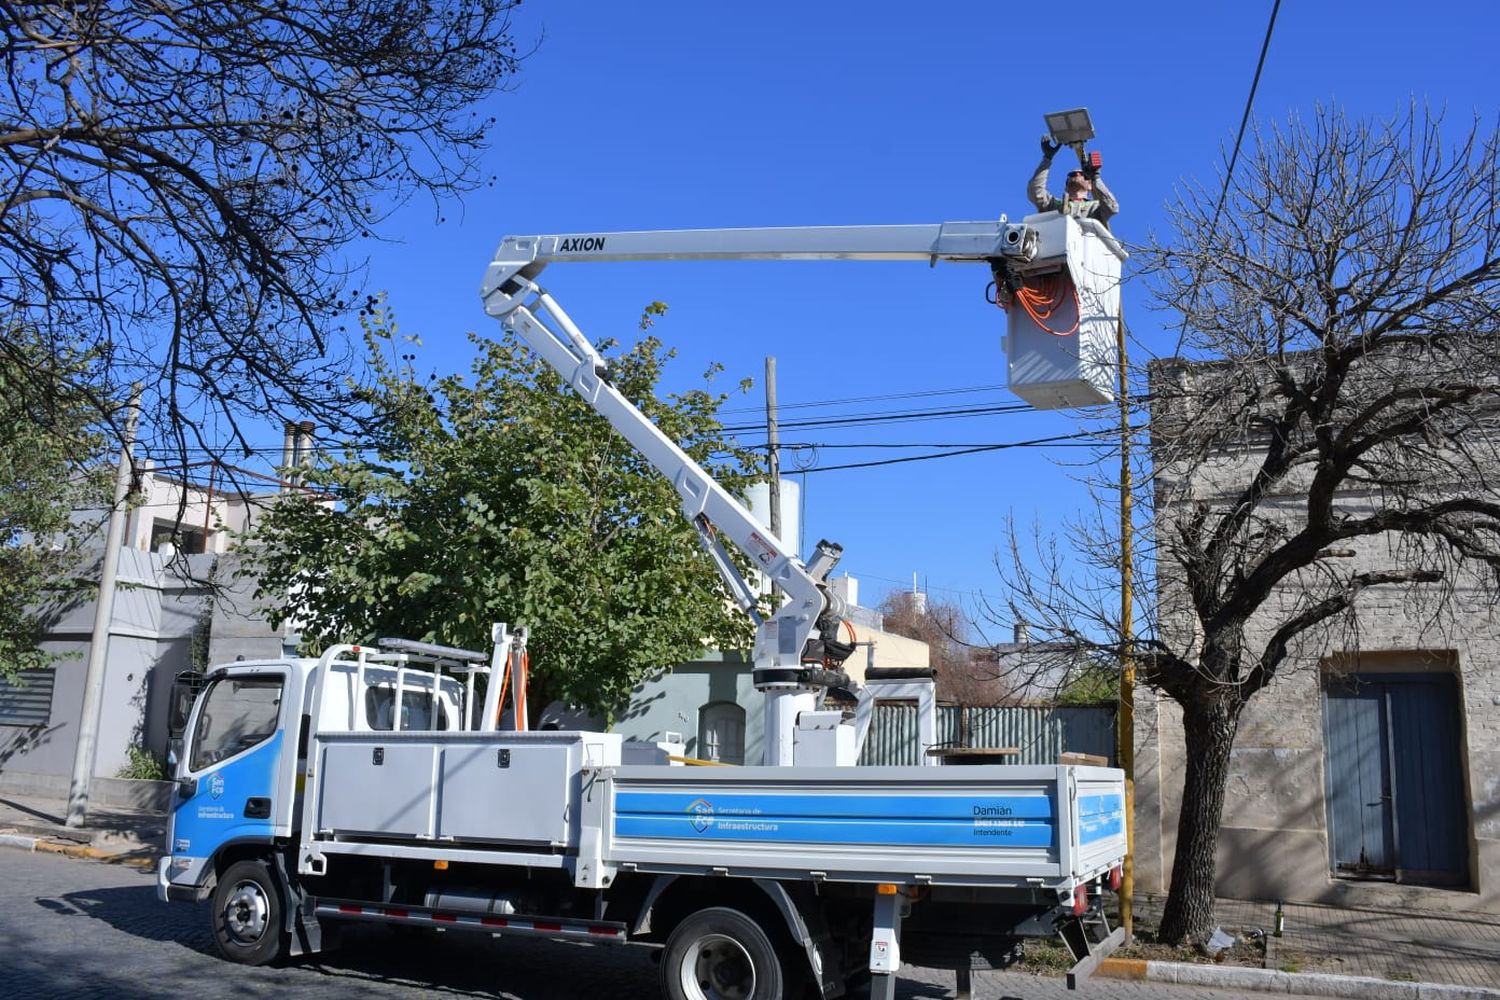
xmin=661 ymin=906 xmax=788 ymax=1000
xmin=211 ymin=859 xmax=285 ymax=965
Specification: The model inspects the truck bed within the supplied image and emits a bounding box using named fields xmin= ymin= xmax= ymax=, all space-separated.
xmin=307 ymin=731 xmax=1124 ymax=891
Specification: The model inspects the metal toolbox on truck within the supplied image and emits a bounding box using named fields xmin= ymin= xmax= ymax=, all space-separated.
xmin=315 ymin=731 xmax=622 ymax=848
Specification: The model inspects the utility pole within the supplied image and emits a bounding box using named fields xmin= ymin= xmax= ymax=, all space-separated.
xmin=67 ymin=386 xmax=142 ymax=828
xmin=765 ymin=356 xmax=782 ymax=542
xmin=1116 ymin=312 xmax=1136 ymax=939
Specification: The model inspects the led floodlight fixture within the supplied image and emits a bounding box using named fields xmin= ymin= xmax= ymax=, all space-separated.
xmin=1044 ymin=108 xmax=1095 ymax=147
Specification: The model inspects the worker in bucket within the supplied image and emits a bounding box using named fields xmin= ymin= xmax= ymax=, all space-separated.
xmin=1029 ymin=136 xmax=1119 ymax=228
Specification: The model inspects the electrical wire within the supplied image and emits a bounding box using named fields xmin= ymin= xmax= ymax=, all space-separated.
xmin=732 ymin=440 xmax=1100 ymax=450
xmin=153 ymin=393 xmax=1036 ymax=456
xmin=800 ymin=431 xmax=1099 ymax=473
xmin=721 ymin=401 xmax=1033 ymax=434
xmin=1173 ymin=0 xmax=1281 ymax=362
xmin=1211 ymin=0 xmax=1282 ymax=233
xmin=715 ymin=382 xmax=1006 ymax=416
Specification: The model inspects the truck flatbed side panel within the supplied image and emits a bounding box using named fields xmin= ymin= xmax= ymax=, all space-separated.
xmin=1073 ymin=768 xmax=1128 ymax=872
xmin=603 ymin=765 xmax=1120 ymax=885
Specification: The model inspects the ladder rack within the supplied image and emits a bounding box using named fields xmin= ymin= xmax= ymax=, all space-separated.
xmin=335 ymin=625 xmax=530 ymax=734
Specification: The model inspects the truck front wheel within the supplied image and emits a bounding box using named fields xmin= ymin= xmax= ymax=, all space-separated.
xmin=210 ymin=859 xmax=285 ymax=965
xmin=661 ymin=906 xmax=788 ymax=1000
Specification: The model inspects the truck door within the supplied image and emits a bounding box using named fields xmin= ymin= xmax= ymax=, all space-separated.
xmin=171 ymin=670 xmax=288 ymax=861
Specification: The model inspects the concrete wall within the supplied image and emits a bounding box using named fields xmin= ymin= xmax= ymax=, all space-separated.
xmin=0 ymin=547 xmax=287 ymax=795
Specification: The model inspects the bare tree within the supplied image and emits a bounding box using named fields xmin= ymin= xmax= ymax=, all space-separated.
xmin=993 ymin=104 xmax=1500 ymax=944
xmin=1 ymin=0 xmax=526 ymax=475
xmin=877 ymin=590 xmax=999 ymax=703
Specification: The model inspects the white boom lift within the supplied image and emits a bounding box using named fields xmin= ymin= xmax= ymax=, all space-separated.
xmin=481 ymin=214 xmax=1125 ymax=767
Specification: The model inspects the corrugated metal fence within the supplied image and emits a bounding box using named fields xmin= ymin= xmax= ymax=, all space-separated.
xmin=858 ymin=703 xmax=1116 ymax=767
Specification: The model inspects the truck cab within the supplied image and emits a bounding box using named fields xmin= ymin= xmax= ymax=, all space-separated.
xmin=159 ymin=651 xmax=465 ymax=915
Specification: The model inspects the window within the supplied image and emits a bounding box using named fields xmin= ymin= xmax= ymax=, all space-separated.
xmin=698 ymin=701 xmax=746 ymax=765
xmin=0 ymin=669 xmax=55 ymax=726
xmin=190 ymin=675 xmax=284 ymax=770
xmin=150 ymin=519 xmax=208 ymax=554
xmin=364 ymin=686 xmax=449 ymax=731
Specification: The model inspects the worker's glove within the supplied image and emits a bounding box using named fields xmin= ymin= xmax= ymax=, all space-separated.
xmin=1082 ymin=163 xmax=1099 ymax=181
xmin=1040 ymin=136 xmax=1059 ymax=160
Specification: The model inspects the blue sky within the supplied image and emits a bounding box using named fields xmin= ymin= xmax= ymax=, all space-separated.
xmin=341 ymin=1 xmax=1495 ymax=630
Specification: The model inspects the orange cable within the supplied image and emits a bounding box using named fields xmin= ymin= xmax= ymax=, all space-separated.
xmin=1014 ymin=273 xmax=1081 ymax=337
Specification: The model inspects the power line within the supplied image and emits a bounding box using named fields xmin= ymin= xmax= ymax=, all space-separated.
xmin=721 ymin=401 xmax=1033 ymax=434
xmin=801 ymin=432 xmax=1097 ymax=473
xmin=1211 ymin=0 xmax=1282 ymax=233
xmin=1172 ymin=0 xmax=1281 ymax=362
xmin=715 ymin=382 xmax=1007 ymax=416
xmin=735 ymin=440 xmax=1101 ymax=450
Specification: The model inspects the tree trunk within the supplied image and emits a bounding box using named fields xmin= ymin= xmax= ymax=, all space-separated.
xmin=1156 ymin=698 xmax=1240 ymax=945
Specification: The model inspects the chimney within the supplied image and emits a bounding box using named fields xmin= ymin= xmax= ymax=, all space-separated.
xmin=1013 ymin=621 xmax=1030 ymax=646
xmin=281 ymin=422 xmax=297 ymax=492
xmin=294 ymin=420 xmax=315 ymax=469
xmin=282 ymin=421 xmax=316 ymax=489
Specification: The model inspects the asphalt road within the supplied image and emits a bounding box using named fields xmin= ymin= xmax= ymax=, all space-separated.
xmin=0 ymin=849 xmax=1289 ymax=999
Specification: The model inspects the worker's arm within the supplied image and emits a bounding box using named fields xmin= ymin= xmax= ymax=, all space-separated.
xmin=1027 ymin=156 xmax=1060 ymax=213
xmin=1089 ymin=171 xmax=1120 ymax=224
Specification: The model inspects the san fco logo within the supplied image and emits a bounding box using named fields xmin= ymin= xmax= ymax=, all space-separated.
xmin=686 ymin=798 xmax=714 ymax=834
xmin=558 ymin=236 xmax=606 ymax=253
xmin=208 ymin=773 xmax=225 ymax=800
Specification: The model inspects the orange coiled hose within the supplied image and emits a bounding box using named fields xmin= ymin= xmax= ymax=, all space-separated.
xmin=1013 ymin=273 xmax=1080 ymax=337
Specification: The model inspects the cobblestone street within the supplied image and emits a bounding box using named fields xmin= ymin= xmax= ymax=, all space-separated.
xmin=0 ymin=850 xmax=1328 ymax=999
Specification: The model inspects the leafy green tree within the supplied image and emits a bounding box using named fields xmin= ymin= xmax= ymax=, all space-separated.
xmin=0 ymin=331 xmax=109 ymax=682
xmin=244 ymin=302 xmax=764 ymax=718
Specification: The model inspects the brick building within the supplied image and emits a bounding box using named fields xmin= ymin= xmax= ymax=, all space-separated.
xmin=1135 ymin=360 xmax=1500 ymax=915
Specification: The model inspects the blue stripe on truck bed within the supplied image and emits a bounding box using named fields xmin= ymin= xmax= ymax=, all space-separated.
xmin=1078 ymin=793 xmax=1124 ymax=843
xmin=614 ymin=791 xmax=1057 ymax=848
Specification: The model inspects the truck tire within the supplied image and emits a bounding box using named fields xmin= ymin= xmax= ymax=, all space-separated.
xmin=210 ymin=859 xmax=286 ymax=966
xmin=661 ymin=906 xmax=790 ymax=1000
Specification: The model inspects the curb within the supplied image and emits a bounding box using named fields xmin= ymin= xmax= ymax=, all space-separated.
xmin=0 ymin=830 xmax=157 ymax=870
xmin=1096 ymin=957 xmax=1500 ymax=1000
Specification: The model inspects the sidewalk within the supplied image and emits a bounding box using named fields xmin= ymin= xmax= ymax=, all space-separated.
xmin=0 ymin=791 xmax=164 ymax=870
xmin=2 ymin=791 xmax=1497 ymax=997
xmin=1098 ymin=894 xmax=1500 ymax=998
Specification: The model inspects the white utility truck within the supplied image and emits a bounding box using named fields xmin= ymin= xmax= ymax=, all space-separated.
xmin=159 ymin=204 xmax=1127 ymax=1000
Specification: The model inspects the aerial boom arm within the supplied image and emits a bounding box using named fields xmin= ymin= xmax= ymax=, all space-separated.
xmin=484 ymin=220 xmax=1055 ymax=286
xmin=479 ymin=219 xmax=1123 ymax=765
xmin=481 ymin=272 xmax=842 ymax=687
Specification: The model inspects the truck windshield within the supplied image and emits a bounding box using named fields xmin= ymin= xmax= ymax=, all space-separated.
xmin=190 ymin=675 xmax=284 ymax=771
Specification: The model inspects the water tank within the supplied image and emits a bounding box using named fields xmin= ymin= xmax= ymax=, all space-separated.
xmin=745 ymin=478 xmax=801 ymax=558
